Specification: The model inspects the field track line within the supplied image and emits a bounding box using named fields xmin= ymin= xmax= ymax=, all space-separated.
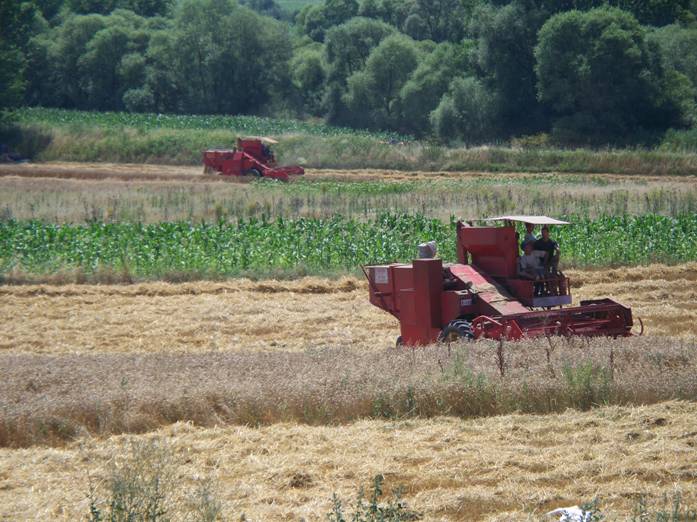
xmin=2 ymin=161 xmax=696 ymax=183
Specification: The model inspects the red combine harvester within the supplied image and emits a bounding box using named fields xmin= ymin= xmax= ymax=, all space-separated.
xmin=365 ymin=216 xmax=635 ymax=346
xmin=202 ymin=137 xmax=304 ymax=182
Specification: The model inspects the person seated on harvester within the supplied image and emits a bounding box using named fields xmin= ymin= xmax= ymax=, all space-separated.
xmin=522 ymin=222 xmax=537 ymax=250
xmin=533 ymin=225 xmax=561 ymax=276
xmin=518 ymin=242 xmax=545 ymax=296
xmin=518 ymin=242 xmax=544 ymax=279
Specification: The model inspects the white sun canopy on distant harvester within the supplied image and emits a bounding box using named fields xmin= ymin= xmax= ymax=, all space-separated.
xmin=484 ymin=215 xmax=571 ymax=225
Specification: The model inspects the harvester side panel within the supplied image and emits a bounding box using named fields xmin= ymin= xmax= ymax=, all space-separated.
xmin=449 ymin=264 xmax=529 ymax=317
xmin=457 ymin=224 xmax=518 ymax=278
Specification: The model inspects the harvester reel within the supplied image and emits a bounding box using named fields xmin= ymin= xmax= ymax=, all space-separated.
xmin=438 ymin=320 xmax=474 ymax=344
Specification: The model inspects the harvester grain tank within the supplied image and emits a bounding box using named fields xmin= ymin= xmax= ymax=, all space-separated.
xmin=364 ymin=216 xmax=635 ymax=346
xmin=202 ymin=137 xmax=304 ymax=182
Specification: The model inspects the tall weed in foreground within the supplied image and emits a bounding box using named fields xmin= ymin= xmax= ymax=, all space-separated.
xmin=87 ymin=438 xmax=222 ymax=521
xmin=327 ymin=474 xmax=420 ymax=522
xmin=561 ymin=362 xmax=613 ymax=409
xmin=631 ymin=493 xmax=697 ymax=521
xmin=575 ymin=493 xmax=697 ymax=521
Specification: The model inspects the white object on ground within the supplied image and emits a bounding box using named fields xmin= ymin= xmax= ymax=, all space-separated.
xmin=546 ymin=506 xmax=592 ymax=522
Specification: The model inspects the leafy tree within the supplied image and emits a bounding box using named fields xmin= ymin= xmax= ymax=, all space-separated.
xmin=78 ymin=25 xmax=133 ymax=109
xmin=323 ymin=17 xmax=394 ymax=123
xmin=297 ymin=4 xmax=328 ymax=41
xmin=167 ymin=0 xmax=291 ymax=114
xmin=358 ymin=0 xmax=415 ymax=28
xmin=27 ymin=13 xmax=108 ymax=108
xmin=431 ymin=76 xmax=499 ymax=142
xmin=472 ymin=0 xmax=549 ymax=137
xmin=411 ymin=0 xmax=471 ymax=42
xmin=471 ymin=0 xmax=692 ymax=140
xmin=33 ymin=0 xmax=65 ymax=21
xmin=535 ymin=7 xmax=693 ymax=144
xmin=324 ymin=17 xmax=395 ymax=85
xmin=399 ymin=40 xmax=474 ymax=134
xmin=0 ymin=1 xmax=38 ymax=124
xmin=298 ymin=0 xmax=358 ymax=41
xmin=139 ymin=30 xmax=179 ymax=112
xmin=344 ymin=33 xmax=419 ymax=128
xmin=608 ymin=0 xmax=693 ymax=26
xmin=290 ymin=46 xmax=327 ymax=115
xmin=240 ymin=0 xmax=283 ymax=19
xmin=67 ymin=0 xmax=173 ymax=17
xmin=402 ymin=12 xmax=429 ymax=39
xmin=325 ymin=0 xmax=359 ymax=25
xmin=25 ymin=9 xmax=154 ymax=110
xmin=490 ymin=0 xmax=693 ymax=26
xmin=651 ymin=24 xmax=697 ymax=121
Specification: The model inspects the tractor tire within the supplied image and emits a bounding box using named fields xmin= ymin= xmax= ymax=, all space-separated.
xmin=244 ymin=168 xmax=262 ymax=178
xmin=438 ymin=320 xmax=474 ymax=344
xmin=395 ymin=335 xmax=403 ymax=348
xmin=203 ymin=165 xmax=216 ymax=175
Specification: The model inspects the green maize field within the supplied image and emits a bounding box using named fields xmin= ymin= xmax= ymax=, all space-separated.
xmin=13 ymin=107 xmax=411 ymax=142
xmin=1 ymin=214 xmax=695 ymax=281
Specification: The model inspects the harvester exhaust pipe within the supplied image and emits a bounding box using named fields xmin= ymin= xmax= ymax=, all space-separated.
xmin=418 ymin=241 xmax=437 ymax=259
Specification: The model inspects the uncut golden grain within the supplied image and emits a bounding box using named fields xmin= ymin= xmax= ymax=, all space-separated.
xmin=1 ymin=264 xmax=695 ymax=355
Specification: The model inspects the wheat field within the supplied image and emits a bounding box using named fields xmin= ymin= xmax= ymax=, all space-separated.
xmin=2 ymin=163 xmax=697 ymax=520
xmin=2 ymin=162 xmax=696 ymax=222
xmin=1 ymin=264 xmax=697 ymax=521
xmin=2 ymin=263 xmax=695 ymax=356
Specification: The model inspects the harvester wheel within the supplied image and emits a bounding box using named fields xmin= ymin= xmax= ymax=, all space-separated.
xmin=244 ymin=168 xmax=262 ymax=178
xmin=438 ymin=320 xmax=474 ymax=344
xmin=396 ymin=336 xmax=403 ymax=348
xmin=203 ymin=165 xmax=216 ymax=175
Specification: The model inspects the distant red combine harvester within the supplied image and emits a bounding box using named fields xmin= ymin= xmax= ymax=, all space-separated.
xmin=364 ymin=216 xmax=638 ymax=346
xmin=202 ymin=137 xmax=304 ymax=182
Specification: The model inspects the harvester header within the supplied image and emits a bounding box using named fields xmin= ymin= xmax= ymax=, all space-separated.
xmin=365 ymin=216 xmax=635 ymax=346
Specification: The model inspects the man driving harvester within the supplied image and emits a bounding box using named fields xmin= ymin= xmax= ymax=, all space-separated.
xmin=534 ymin=225 xmax=561 ymax=276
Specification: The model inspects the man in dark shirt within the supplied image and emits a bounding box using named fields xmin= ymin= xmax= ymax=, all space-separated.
xmin=533 ymin=225 xmax=560 ymax=275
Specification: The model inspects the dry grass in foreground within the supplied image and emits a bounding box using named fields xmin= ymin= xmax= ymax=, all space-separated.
xmin=1 ymin=401 xmax=696 ymax=520
xmin=2 ymin=336 xmax=696 ymax=448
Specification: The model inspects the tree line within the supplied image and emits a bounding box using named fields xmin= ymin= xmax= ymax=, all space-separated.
xmin=2 ymin=0 xmax=697 ymax=146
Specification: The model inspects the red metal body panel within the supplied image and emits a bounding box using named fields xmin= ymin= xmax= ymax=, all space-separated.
xmin=457 ymin=222 xmax=518 ymax=277
xmin=202 ymin=138 xmax=304 ymax=181
xmin=365 ymin=220 xmax=635 ymax=345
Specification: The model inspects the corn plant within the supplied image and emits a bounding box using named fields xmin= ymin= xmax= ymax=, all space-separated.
xmin=14 ymin=107 xmax=412 ymax=142
xmin=1 ymin=214 xmax=695 ymax=280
